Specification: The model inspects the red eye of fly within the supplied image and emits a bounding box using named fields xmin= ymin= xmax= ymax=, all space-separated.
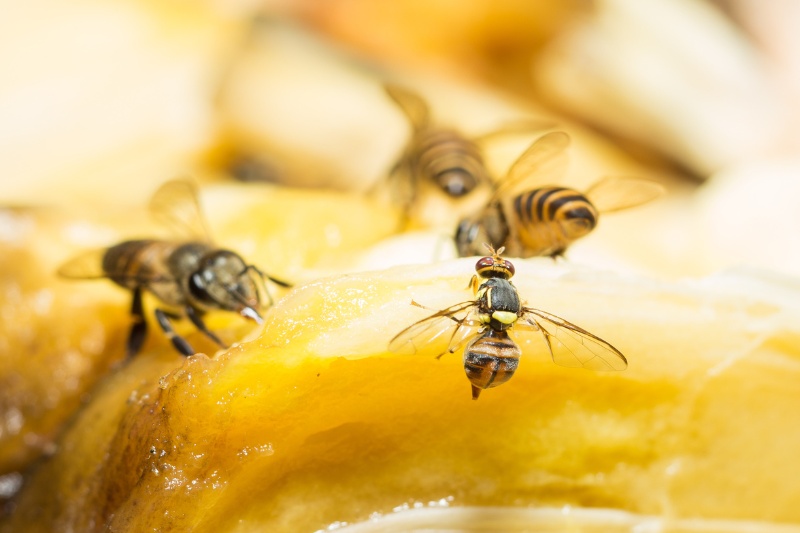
xmin=503 ymin=259 xmax=515 ymax=277
xmin=475 ymin=256 xmax=494 ymax=273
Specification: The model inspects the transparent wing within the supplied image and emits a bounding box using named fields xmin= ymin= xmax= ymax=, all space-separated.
xmin=388 ymin=300 xmax=479 ymax=356
xmin=57 ymin=247 xmax=176 ymax=284
xmin=384 ymin=83 xmax=431 ymax=132
xmin=148 ymin=179 xmax=212 ymax=242
xmin=57 ymin=248 xmax=109 ymax=279
xmin=585 ymin=176 xmax=665 ymax=213
xmin=385 ymin=154 xmax=418 ymax=215
xmin=517 ymin=308 xmax=628 ymax=371
xmin=446 ymin=315 xmax=485 ymax=355
xmin=471 ymin=119 xmax=557 ymax=144
xmin=490 ymin=131 xmax=571 ymax=202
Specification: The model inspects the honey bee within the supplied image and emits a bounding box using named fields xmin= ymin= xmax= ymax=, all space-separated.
xmin=389 ymin=245 xmax=627 ymax=399
xmin=384 ymin=83 xmax=551 ymax=216
xmin=455 ymin=131 xmax=665 ymax=258
xmin=58 ymin=180 xmax=290 ymax=358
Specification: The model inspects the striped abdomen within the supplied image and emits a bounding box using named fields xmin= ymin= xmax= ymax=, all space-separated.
xmin=464 ymin=329 xmax=521 ymax=400
xmin=512 ymin=187 xmax=599 ymax=257
xmin=102 ymin=240 xmax=205 ymax=307
xmin=102 ymin=240 xmax=176 ymax=288
xmin=412 ymin=129 xmax=487 ymax=197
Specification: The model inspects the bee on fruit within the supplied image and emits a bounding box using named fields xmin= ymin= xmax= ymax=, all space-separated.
xmin=389 ymin=245 xmax=627 ymax=399
xmin=384 ymin=83 xmax=552 ymax=221
xmin=58 ymin=180 xmax=290 ymax=358
xmin=455 ymin=131 xmax=664 ymax=258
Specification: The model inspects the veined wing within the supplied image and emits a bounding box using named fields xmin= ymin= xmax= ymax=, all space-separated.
xmin=585 ymin=176 xmax=665 ymax=213
xmin=388 ymin=300 xmax=479 ymax=356
xmin=384 ymin=83 xmax=431 ymax=132
xmin=57 ymin=247 xmax=175 ymax=284
xmin=57 ymin=248 xmax=109 ymax=279
xmin=517 ymin=307 xmax=627 ymax=371
xmin=148 ymin=179 xmax=212 ymax=242
xmin=490 ymin=131 xmax=571 ymax=202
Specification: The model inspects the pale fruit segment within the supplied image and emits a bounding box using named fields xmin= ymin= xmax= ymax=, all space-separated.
xmin=3 ymin=259 xmax=799 ymax=532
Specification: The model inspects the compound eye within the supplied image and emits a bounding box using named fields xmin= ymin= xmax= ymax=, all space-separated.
xmin=503 ymin=260 xmax=515 ymax=277
xmin=475 ymin=256 xmax=494 ymax=274
xmin=188 ymin=272 xmax=214 ymax=305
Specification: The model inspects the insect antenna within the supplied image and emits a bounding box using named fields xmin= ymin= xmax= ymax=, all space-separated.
xmin=247 ymin=265 xmax=292 ymax=288
xmin=482 ymin=242 xmax=505 ymax=258
xmin=241 ymin=265 xmax=292 ymax=307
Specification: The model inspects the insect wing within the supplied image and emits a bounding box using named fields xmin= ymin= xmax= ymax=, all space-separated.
xmin=585 ymin=176 xmax=665 ymax=213
xmin=148 ymin=179 xmax=212 ymax=242
xmin=490 ymin=131 xmax=571 ymax=202
xmin=471 ymin=119 xmax=556 ymax=144
xmin=384 ymin=83 xmax=431 ymax=132
xmin=57 ymin=247 xmax=176 ymax=284
xmin=388 ymin=300 xmax=478 ymax=356
xmin=385 ymin=157 xmax=417 ymax=215
xmin=57 ymin=248 xmax=110 ymax=280
xmin=518 ymin=308 xmax=628 ymax=371
xmin=446 ymin=315 xmax=484 ymax=355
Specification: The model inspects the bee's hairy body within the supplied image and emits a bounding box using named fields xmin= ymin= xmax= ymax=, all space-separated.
xmin=409 ymin=129 xmax=487 ymax=198
xmin=511 ymin=186 xmax=598 ymax=257
xmin=103 ymin=240 xmax=210 ymax=309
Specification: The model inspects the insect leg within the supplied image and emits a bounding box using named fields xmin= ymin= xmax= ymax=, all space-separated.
xmin=126 ymin=287 xmax=147 ymax=359
xmin=185 ymin=306 xmax=227 ymax=348
xmin=160 ymin=309 xmax=183 ymax=320
xmin=154 ymin=308 xmax=195 ymax=356
xmin=440 ymin=319 xmax=465 ymax=359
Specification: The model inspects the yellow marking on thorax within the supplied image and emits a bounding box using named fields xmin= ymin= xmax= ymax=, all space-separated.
xmin=492 ymin=311 xmax=517 ymax=325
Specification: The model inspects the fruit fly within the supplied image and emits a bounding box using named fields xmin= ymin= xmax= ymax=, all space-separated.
xmin=58 ymin=180 xmax=290 ymax=358
xmin=389 ymin=245 xmax=627 ymax=399
xmin=455 ymin=131 xmax=665 ymax=258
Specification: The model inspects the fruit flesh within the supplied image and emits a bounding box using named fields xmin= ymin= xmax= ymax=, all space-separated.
xmin=3 ymin=252 xmax=800 ymax=532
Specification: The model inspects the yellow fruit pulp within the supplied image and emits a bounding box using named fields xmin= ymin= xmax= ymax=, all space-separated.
xmin=4 ymin=250 xmax=800 ymax=532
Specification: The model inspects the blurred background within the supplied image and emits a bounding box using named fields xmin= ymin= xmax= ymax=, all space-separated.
xmin=1 ymin=0 xmax=800 ymax=279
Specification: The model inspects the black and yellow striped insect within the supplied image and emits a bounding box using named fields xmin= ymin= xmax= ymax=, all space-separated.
xmin=389 ymin=245 xmax=627 ymax=399
xmin=384 ymin=83 xmax=551 ymax=219
xmin=58 ymin=180 xmax=290 ymax=359
xmin=455 ymin=131 xmax=664 ymax=258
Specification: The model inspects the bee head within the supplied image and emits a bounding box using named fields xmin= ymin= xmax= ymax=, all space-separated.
xmin=454 ymin=203 xmax=509 ymax=258
xmin=475 ymin=244 xmax=515 ymax=279
xmin=187 ymin=250 xmax=263 ymax=323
